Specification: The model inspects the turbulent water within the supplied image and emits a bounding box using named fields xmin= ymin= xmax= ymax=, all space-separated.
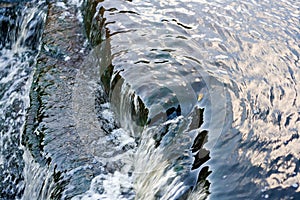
xmin=0 ymin=0 xmax=299 ymax=199
xmin=0 ymin=0 xmax=46 ymax=198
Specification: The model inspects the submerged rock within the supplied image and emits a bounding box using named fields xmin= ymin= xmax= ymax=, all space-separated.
xmin=23 ymin=1 xmax=104 ymax=198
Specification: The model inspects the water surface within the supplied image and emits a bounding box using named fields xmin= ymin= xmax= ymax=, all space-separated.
xmin=0 ymin=0 xmax=299 ymax=199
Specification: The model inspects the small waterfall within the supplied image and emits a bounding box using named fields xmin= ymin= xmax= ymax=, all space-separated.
xmin=2 ymin=0 xmax=298 ymax=199
xmin=82 ymin=0 xmax=230 ymax=198
xmin=22 ymin=0 xmax=135 ymax=199
xmin=0 ymin=0 xmax=47 ymax=199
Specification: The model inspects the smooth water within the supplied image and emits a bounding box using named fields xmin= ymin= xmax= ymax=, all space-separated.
xmin=0 ymin=0 xmax=299 ymax=199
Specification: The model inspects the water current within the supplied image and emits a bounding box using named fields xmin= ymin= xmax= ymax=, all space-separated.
xmin=0 ymin=0 xmax=299 ymax=199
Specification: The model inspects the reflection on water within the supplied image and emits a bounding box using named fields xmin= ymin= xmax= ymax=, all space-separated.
xmin=0 ymin=0 xmax=299 ymax=199
xmin=86 ymin=0 xmax=300 ymax=199
xmin=193 ymin=1 xmax=300 ymax=199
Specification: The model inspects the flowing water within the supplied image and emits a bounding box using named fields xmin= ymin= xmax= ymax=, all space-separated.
xmin=0 ymin=0 xmax=46 ymax=198
xmin=0 ymin=0 xmax=299 ymax=199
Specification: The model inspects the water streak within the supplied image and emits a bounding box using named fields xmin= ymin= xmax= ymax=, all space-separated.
xmin=0 ymin=1 xmax=46 ymax=199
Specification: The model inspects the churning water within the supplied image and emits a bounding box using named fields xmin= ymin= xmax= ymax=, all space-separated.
xmin=0 ymin=0 xmax=299 ymax=199
xmin=0 ymin=0 xmax=46 ymax=198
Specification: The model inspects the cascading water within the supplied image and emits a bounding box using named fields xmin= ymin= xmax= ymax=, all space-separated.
xmin=81 ymin=1 xmax=230 ymax=199
xmin=0 ymin=1 xmax=46 ymax=199
xmin=0 ymin=0 xmax=299 ymax=199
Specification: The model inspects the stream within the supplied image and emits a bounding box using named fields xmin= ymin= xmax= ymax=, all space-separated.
xmin=0 ymin=0 xmax=299 ymax=199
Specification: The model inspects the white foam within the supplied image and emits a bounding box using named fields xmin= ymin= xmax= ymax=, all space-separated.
xmin=72 ymin=171 xmax=134 ymax=200
xmin=56 ymin=2 xmax=67 ymax=9
xmin=215 ymin=54 xmax=229 ymax=59
xmin=69 ymin=0 xmax=84 ymax=7
xmin=59 ymin=11 xmax=71 ymax=20
xmin=102 ymin=109 xmax=115 ymax=123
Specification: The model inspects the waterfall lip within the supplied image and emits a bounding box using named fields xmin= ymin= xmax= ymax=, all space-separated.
xmin=83 ymin=1 xmax=232 ymax=198
xmin=6 ymin=0 xmax=297 ymax=198
xmin=92 ymin=38 xmax=230 ymax=198
xmin=106 ymin=56 xmax=230 ymax=150
xmin=18 ymin=0 xmax=230 ymax=198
